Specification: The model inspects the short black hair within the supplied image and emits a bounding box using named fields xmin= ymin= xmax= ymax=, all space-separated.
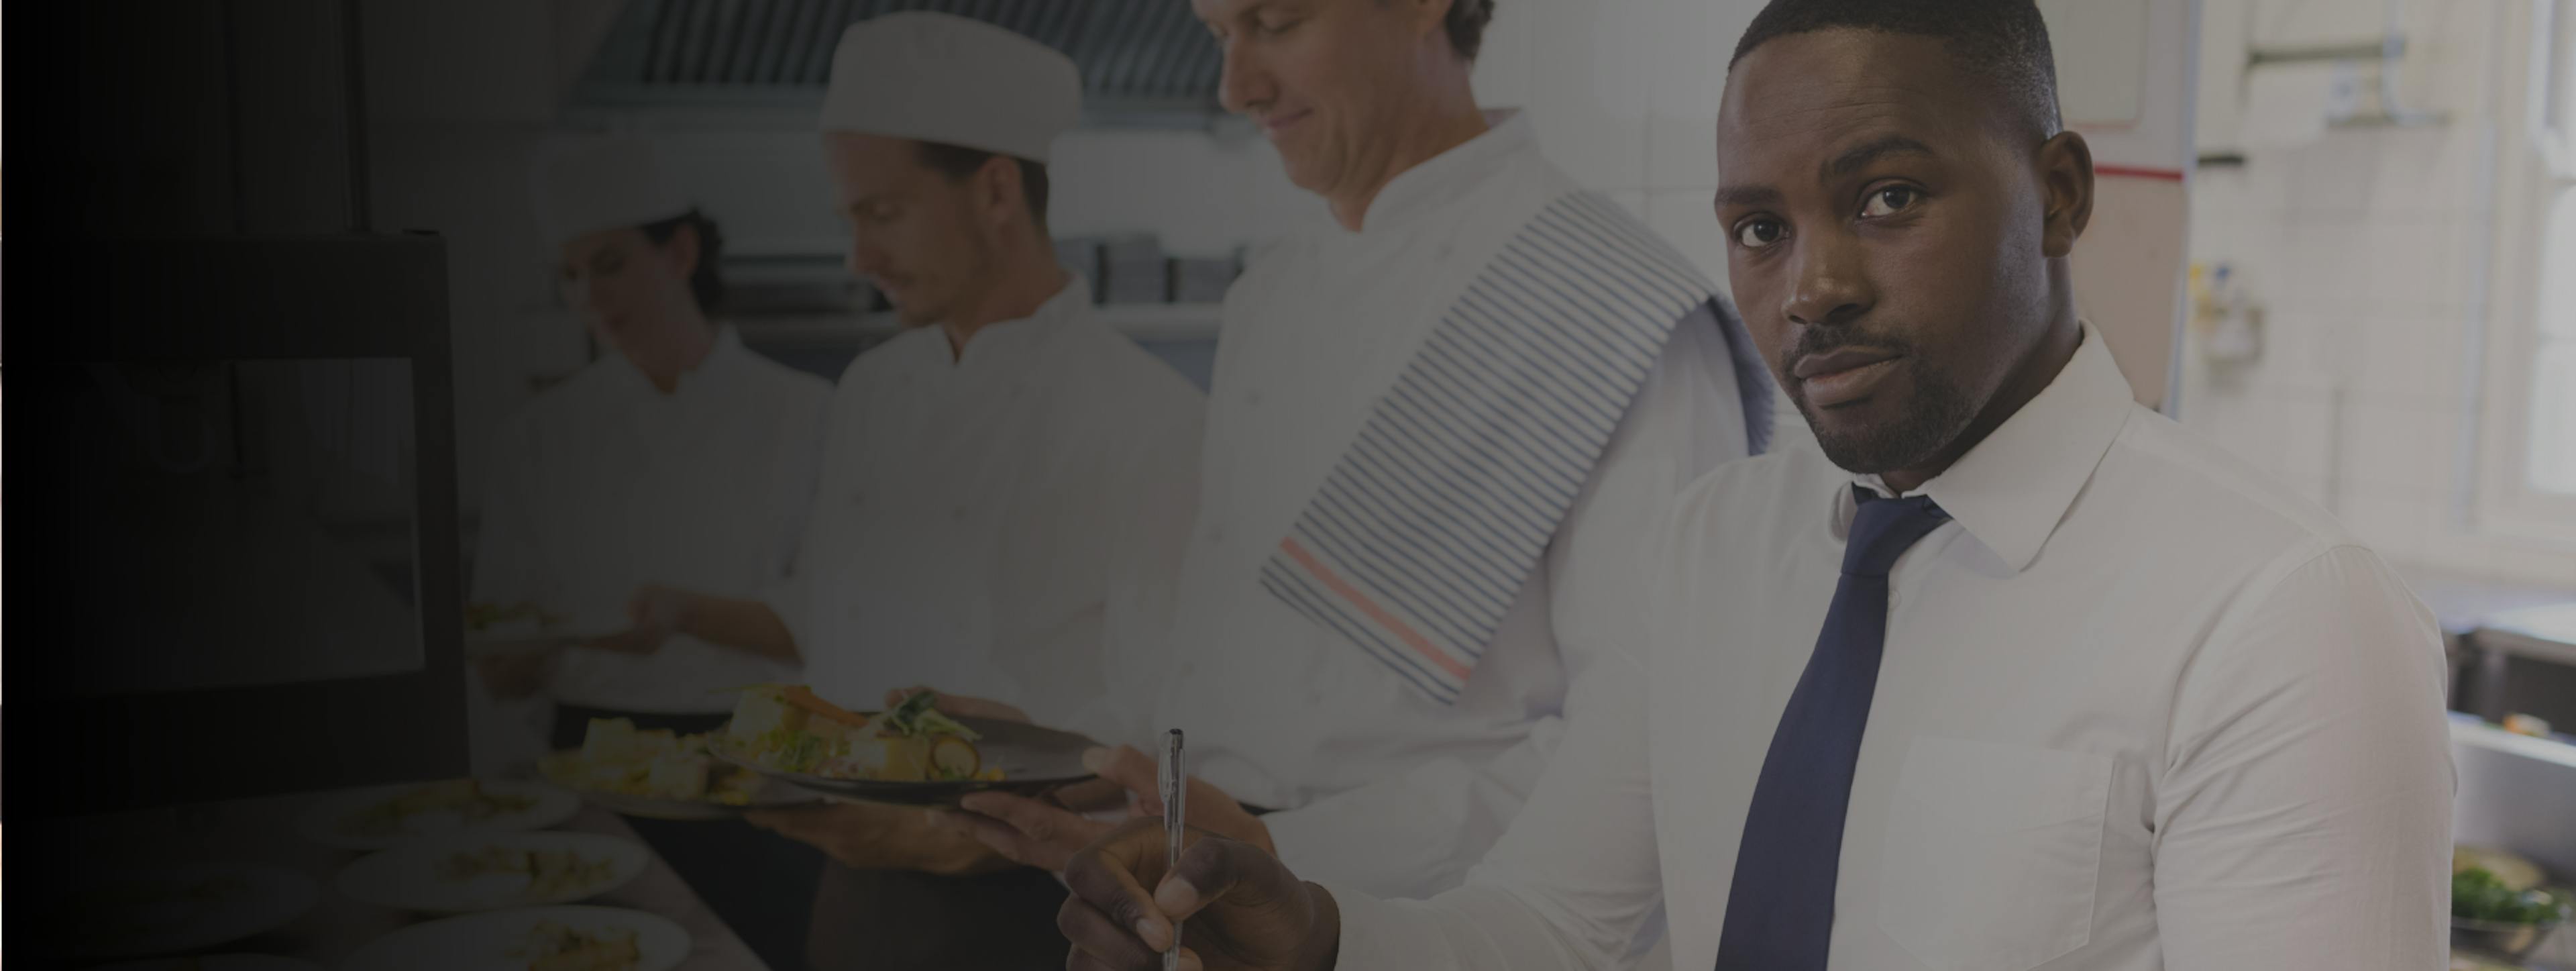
xmin=1729 ymin=0 xmax=2062 ymax=139
xmin=1444 ymin=0 xmax=1496 ymax=61
xmin=639 ymin=210 xmax=726 ymax=310
xmin=915 ymin=140 xmax=1052 ymax=229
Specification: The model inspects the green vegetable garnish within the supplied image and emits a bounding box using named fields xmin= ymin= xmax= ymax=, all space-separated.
xmin=881 ymin=691 xmax=982 ymax=742
xmin=2455 ymin=867 xmax=2573 ymax=924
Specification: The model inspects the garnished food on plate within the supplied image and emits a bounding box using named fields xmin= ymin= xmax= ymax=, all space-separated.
xmin=724 ymin=685 xmax=1002 ymax=782
xmin=335 ymin=833 xmax=647 ymax=913
xmin=439 ymin=845 xmax=621 ymax=902
xmin=343 ymin=779 xmax=541 ymax=839
xmin=301 ymin=780 xmax=578 ymax=851
xmin=342 ymin=778 xmax=543 ymax=834
xmin=506 ymin=920 xmax=643 ymax=971
xmin=539 ymin=718 xmax=763 ymax=805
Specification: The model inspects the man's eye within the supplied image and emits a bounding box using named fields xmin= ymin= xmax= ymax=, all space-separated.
xmin=1860 ymin=187 xmax=1921 ymax=218
xmin=1733 ymin=218 xmax=1784 ymax=249
xmin=1255 ymin=17 xmax=1298 ymax=35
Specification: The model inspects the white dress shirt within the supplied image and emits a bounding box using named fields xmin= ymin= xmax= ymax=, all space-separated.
xmin=1331 ymin=325 xmax=2455 ymax=970
xmin=470 ymin=326 xmax=829 ymax=725
xmin=774 ymin=276 xmax=1205 ymax=737
xmin=1150 ymin=111 xmax=1754 ymax=900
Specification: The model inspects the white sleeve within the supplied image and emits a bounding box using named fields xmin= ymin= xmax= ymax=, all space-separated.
xmin=1265 ymin=307 xmax=1746 ymax=904
xmin=769 ymin=381 xmax=833 ymax=582
xmin=1064 ymin=406 xmax=1207 ymax=750
xmin=2151 ymin=543 xmax=2454 ymax=970
xmin=759 ymin=380 xmax=859 ymax=652
xmin=1327 ymin=640 xmax=1662 ymax=971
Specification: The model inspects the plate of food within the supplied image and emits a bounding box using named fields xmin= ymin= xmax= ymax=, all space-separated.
xmin=298 ymin=778 xmax=581 ymax=851
xmin=335 ymin=831 xmax=650 ymax=913
xmin=340 ymin=905 xmax=690 ymax=971
xmin=538 ymin=717 xmax=820 ymax=821
xmin=2453 ymin=846 xmax=2573 ymax=961
xmin=710 ymin=684 xmax=1098 ymax=805
xmin=465 ymin=601 xmax=616 ymax=658
xmin=54 ymin=863 xmax=319 ymax=960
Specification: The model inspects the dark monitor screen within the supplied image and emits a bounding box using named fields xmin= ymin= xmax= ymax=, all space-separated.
xmin=7 ymin=236 xmax=469 ymax=817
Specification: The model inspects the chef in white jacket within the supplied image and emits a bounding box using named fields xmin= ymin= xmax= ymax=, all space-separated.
xmin=470 ymin=136 xmax=828 ymax=758
xmin=469 ymin=136 xmax=835 ymax=971
xmin=950 ymin=0 xmax=1772 ymax=937
xmin=625 ymin=14 xmax=1205 ymax=969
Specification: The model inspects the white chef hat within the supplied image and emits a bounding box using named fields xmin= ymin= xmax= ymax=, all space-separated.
xmin=530 ymin=136 xmax=693 ymax=249
xmin=818 ymin=12 xmax=1081 ymax=163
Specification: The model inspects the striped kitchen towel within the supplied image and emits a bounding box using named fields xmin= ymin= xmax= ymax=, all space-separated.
xmin=1259 ymin=191 xmax=1771 ymax=703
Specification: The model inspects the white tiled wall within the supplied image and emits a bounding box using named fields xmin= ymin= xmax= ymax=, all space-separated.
xmin=2182 ymin=0 xmax=2576 ymax=586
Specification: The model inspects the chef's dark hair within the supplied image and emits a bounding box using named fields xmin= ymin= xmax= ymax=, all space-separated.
xmin=916 ymin=141 xmax=1053 ymax=230
xmin=1444 ymin=0 xmax=1496 ymax=60
xmin=1729 ymin=0 xmax=2061 ymax=140
xmin=640 ymin=210 xmax=727 ymax=311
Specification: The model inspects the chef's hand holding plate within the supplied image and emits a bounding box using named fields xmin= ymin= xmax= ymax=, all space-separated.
xmin=588 ymin=584 xmax=692 ymax=654
xmin=1061 ymin=818 xmax=1337 ymax=971
xmin=744 ymin=799 xmax=1012 ymax=876
xmin=951 ymin=745 xmax=1274 ymax=873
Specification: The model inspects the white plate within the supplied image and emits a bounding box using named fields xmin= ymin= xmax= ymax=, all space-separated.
xmin=335 ymin=831 xmax=651 ymax=913
xmin=58 ymin=863 xmax=320 ymax=960
xmin=463 ymin=625 xmax=623 ymax=659
xmin=339 ymin=905 xmax=691 ymax=971
xmin=297 ymin=779 xmax=580 ymax=851
xmin=94 ymin=956 xmax=326 ymax=971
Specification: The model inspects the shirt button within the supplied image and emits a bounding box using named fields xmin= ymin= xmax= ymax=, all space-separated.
xmin=951 ymin=506 xmax=969 ymax=522
xmin=1242 ymin=391 xmax=1262 ymax=408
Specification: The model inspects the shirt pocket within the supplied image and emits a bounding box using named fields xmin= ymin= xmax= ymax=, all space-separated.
xmin=1875 ymin=737 xmax=2112 ymax=971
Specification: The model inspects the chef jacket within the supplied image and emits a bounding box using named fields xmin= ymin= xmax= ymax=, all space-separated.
xmin=1148 ymin=110 xmax=1766 ymax=899
xmin=471 ymin=326 xmax=830 ymax=717
xmin=773 ymin=276 xmax=1205 ymax=739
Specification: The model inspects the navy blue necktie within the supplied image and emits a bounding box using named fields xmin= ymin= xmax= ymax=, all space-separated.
xmin=1713 ymin=486 xmax=1950 ymax=971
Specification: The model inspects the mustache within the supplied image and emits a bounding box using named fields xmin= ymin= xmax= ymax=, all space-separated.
xmin=1778 ymin=325 xmax=1915 ymax=372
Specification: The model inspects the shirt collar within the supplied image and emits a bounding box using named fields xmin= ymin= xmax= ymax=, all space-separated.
xmin=1833 ymin=321 xmax=2133 ymax=572
xmin=606 ymin=324 xmax=745 ymax=402
xmin=949 ymin=273 xmax=1088 ymax=371
xmin=1354 ymin=108 xmax=1536 ymax=235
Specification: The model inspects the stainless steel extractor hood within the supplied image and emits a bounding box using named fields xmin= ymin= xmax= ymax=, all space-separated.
xmin=566 ymin=0 xmax=1225 ymax=127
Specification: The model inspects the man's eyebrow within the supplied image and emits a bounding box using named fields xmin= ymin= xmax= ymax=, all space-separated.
xmin=1823 ymin=135 xmax=1937 ymax=180
xmin=1715 ymin=184 xmax=1783 ymax=209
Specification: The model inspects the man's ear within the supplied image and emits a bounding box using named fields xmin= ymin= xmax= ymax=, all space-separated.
xmin=2037 ymin=130 xmax=2094 ymax=259
xmin=1407 ymin=0 xmax=1456 ymax=44
xmin=975 ymin=154 xmax=1024 ymax=230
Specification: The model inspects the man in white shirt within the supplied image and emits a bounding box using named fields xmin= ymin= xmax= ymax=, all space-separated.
xmin=1055 ymin=2 xmax=2455 ymax=969
xmin=951 ymin=0 xmax=1773 ymax=929
xmin=617 ymin=13 xmax=1205 ymax=969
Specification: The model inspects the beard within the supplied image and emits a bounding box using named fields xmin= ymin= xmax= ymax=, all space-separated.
xmin=1780 ymin=326 xmax=1978 ymax=476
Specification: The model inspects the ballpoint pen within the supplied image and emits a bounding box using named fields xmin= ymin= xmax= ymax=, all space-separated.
xmin=1159 ymin=728 xmax=1186 ymax=971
